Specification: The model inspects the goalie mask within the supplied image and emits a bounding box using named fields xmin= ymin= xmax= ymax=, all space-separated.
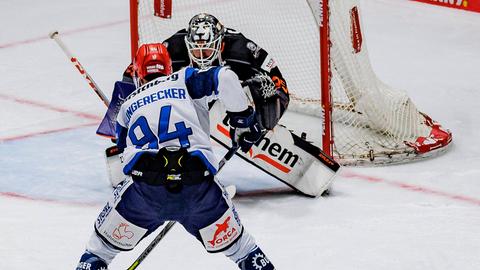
xmin=134 ymin=43 xmax=172 ymax=85
xmin=185 ymin=13 xmax=224 ymax=69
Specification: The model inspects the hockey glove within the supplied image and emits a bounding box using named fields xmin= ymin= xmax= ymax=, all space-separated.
xmin=243 ymin=73 xmax=289 ymax=130
xmin=227 ymin=107 xmax=263 ymax=153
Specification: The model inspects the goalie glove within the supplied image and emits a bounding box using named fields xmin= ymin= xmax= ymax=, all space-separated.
xmin=242 ymin=73 xmax=277 ymax=99
xmin=243 ymin=73 xmax=289 ymax=130
xmin=227 ymin=107 xmax=263 ymax=153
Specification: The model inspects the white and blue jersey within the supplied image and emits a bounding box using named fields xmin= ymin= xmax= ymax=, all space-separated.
xmin=116 ymin=66 xmax=248 ymax=175
xmin=85 ymin=68 xmax=267 ymax=264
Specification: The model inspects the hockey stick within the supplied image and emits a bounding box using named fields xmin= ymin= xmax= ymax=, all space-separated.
xmin=126 ymin=146 xmax=239 ymax=270
xmin=49 ymin=31 xmax=110 ymax=107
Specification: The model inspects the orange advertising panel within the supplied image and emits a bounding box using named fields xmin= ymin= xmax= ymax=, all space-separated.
xmin=412 ymin=0 xmax=480 ymax=13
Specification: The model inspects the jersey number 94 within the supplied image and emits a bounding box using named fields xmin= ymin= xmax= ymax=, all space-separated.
xmin=128 ymin=105 xmax=193 ymax=149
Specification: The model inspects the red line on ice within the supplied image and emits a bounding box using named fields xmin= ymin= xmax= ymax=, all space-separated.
xmin=0 ymin=94 xmax=101 ymax=142
xmin=342 ymin=171 xmax=480 ymax=206
xmin=0 ymin=93 xmax=101 ymax=120
xmin=0 ymin=122 xmax=99 ymax=142
xmin=0 ymin=191 xmax=100 ymax=207
xmin=0 ymin=19 xmax=128 ymax=49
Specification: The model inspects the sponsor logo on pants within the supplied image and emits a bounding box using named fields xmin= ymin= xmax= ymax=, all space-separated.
xmin=200 ymin=209 xmax=241 ymax=252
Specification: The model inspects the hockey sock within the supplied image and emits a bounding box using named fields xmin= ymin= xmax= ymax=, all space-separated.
xmin=237 ymin=246 xmax=275 ymax=270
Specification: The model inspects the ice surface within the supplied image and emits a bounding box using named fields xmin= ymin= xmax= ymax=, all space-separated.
xmin=1 ymin=0 xmax=480 ymax=269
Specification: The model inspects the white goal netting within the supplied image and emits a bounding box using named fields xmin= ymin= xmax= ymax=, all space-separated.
xmin=133 ymin=0 xmax=452 ymax=165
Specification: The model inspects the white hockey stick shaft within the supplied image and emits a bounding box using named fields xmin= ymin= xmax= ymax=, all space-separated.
xmin=49 ymin=31 xmax=110 ymax=107
xmin=126 ymin=146 xmax=239 ymax=270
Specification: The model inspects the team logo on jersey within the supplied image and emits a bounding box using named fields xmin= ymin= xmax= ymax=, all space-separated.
xmin=113 ymin=223 xmax=135 ymax=240
xmin=246 ymin=42 xmax=261 ymax=58
xmin=246 ymin=42 xmax=256 ymax=51
xmin=200 ymin=209 xmax=241 ymax=252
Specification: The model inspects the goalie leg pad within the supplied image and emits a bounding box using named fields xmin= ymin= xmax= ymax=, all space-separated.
xmin=210 ymin=101 xmax=340 ymax=197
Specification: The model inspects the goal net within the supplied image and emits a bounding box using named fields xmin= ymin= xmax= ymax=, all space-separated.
xmin=130 ymin=0 xmax=452 ymax=165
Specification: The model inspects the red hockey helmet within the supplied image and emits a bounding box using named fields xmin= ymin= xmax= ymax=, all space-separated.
xmin=134 ymin=43 xmax=172 ymax=83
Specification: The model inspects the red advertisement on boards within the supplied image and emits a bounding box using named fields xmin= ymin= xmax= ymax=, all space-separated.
xmin=412 ymin=0 xmax=480 ymax=13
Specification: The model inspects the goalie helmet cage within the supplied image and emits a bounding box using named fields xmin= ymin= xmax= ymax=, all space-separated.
xmin=129 ymin=0 xmax=452 ymax=166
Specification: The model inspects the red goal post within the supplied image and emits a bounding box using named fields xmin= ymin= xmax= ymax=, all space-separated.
xmin=319 ymin=0 xmax=333 ymax=157
xmin=130 ymin=0 xmax=172 ymax=60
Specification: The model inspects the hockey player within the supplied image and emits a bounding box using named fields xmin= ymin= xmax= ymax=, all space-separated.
xmin=122 ymin=13 xmax=289 ymax=131
xmin=97 ymin=12 xmax=338 ymax=197
xmin=76 ymin=43 xmax=275 ymax=270
xmin=172 ymin=13 xmax=289 ymax=130
xmin=95 ymin=13 xmax=290 ymax=185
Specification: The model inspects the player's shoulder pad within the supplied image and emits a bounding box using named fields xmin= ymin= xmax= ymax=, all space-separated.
xmin=224 ymin=27 xmax=245 ymax=37
xmin=224 ymin=28 xmax=263 ymax=60
xmin=223 ymin=28 xmax=250 ymax=46
xmin=185 ymin=66 xmax=223 ymax=99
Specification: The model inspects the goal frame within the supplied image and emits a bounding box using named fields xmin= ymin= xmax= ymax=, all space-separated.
xmin=320 ymin=0 xmax=333 ymax=157
xmin=128 ymin=0 xmax=452 ymax=165
xmin=130 ymin=0 xmax=334 ymax=156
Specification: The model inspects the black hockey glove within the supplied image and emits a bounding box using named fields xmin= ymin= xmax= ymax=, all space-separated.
xmin=227 ymin=107 xmax=263 ymax=153
xmin=243 ymin=73 xmax=290 ymax=130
